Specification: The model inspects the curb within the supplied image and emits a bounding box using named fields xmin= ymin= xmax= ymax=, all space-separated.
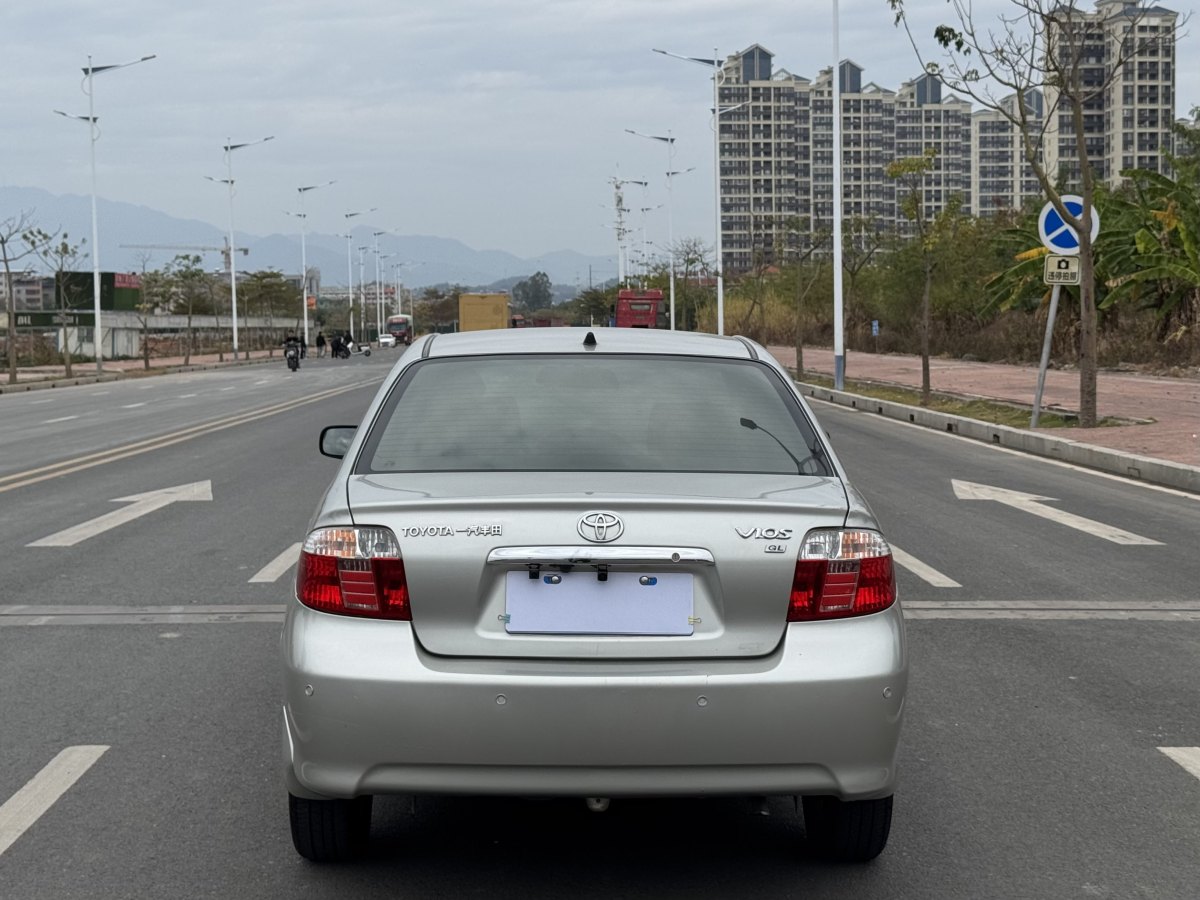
xmin=0 ymin=355 xmax=278 ymax=394
xmin=796 ymin=381 xmax=1200 ymax=496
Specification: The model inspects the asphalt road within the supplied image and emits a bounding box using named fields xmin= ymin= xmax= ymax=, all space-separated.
xmin=1 ymin=350 xmax=1197 ymax=898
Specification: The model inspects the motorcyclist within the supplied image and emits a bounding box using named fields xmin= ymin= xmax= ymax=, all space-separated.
xmin=284 ymin=333 xmax=302 ymax=367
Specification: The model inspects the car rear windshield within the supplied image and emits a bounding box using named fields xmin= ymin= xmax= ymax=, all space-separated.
xmin=358 ymin=354 xmax=833 ymax=476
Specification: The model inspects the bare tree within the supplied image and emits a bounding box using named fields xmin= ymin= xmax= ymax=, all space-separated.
xmin=888 ymin=0 xmax=1183 ymax=425
xmin=0 ymin=211 xmax=43 ymax=384
xmin=28 ymin=230 xmax=86 ymax=379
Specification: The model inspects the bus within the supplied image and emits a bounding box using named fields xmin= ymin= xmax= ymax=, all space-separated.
xmin=614 ymin=289 xmax=664 ymax=328
xmin=385 ymin=314 xmax=413 ymax=345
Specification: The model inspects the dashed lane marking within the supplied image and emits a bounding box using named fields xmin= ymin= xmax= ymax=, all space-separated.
xmin=1159 ymin=747 xmax=1200 ymax=782
xmin=0 ymin=746 xmax=109 ymax=858
xmin=120 ymin=403 xmax=146 ymax=409
xmin=890 ymin=545 xmax=961 ymax=587
xmin=42 ymin=416 xmax=79 ymax=424
xmin=0 ymin=379 xmax=378 ymax=495
xmin=249 ymin=542 xmax=302 ymax=583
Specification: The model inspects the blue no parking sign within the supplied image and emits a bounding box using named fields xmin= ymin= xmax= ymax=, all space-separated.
xmin=1038 ymin=195 xmax=1100 ymax=255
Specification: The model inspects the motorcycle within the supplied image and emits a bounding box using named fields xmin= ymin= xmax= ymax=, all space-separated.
xmin=333 ymin=340 xmax=370 ymax=359
xmin=285 ymin=342 xmax=301 ymax=371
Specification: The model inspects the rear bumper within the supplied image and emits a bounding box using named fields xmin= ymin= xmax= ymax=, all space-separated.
xmin=281 ymin=603 xmax=906 ymax=801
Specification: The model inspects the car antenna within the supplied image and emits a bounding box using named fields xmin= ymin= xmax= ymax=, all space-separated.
xmin=583 ymin=331 xmax=598 ymax=349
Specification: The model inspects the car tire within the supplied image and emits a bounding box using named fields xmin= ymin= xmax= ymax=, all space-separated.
xmin=288 ymin=793 xmax=372 ymax=862
xmin=802 ymin=794 xmax=892 ymax=862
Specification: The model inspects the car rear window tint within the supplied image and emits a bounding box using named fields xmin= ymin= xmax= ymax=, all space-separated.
xmin=359 ymin=355 xmax=832 ymax=475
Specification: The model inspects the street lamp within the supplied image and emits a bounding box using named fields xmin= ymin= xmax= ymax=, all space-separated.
xmin=54 ymin=53 xmax=155 ymax=372
xmin=626 ymin=128 xmax=694 ymax=330
xmin=372 ymin=230 xmax=388 ymax=341
xmin=831 ymin=0 xmax=846 ymax=390
xmin=357 ymin=246 xmax=369 ymax=340
xmin=652 ymin=47 xmax=731 ymax=335
xmin=290 ymin=180 xmax=334 ymax=346
xmin=206 ymin=134 xmax=273 ymax=360
xmin=342 ymin=208 xmax=375 ymax=340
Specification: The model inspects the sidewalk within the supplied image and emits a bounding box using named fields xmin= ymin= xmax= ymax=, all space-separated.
xmin=767 ymin=346 xmax=1200 ymax=469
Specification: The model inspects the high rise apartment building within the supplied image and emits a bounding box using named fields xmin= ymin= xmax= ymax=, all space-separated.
xmin=713 ymin=2 xmax=1178 ymax=276
xmin=1043 ymin=0 xmax=1178 ymax=185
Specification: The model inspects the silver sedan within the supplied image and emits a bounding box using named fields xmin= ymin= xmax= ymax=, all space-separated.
xmin=282 ymin=327 xmax=906 ymax=863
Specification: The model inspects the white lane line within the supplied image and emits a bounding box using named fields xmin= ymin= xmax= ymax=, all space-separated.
xmin=29 ymin=399 xmax=55 ymax=405
xmin=1159 ymin=747 xmax=1200 ymax=782
xmin=952 ymin=480 xmax=1162 ymax=546
xmin=253 ymin=379 xmax=270 ymax=385
xmin=890 ymin=545 xmax=961 ymax=588
xmin=804 ymin=394 xmax=1200 ymax=502
xmin=0 ymin=745 xmax=109 ymax=858
xmin=249 ymin=542 xmax=302 ymax=583
xmin=178 ymin=393 xmax=197 ymax=399
xmin=219 ymin=387 xmax=236 ymax=392
xmin=120 ymin=403 xmax=146 ymax=409
xmin=42 ymin=416 xmax=79 ymax=424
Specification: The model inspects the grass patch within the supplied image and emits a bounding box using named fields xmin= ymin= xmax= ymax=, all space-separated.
xmin=796 ymin=372 xmax=1129 ymax=430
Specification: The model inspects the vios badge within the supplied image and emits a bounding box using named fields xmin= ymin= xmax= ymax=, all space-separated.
xmin=578 ymin=511 xmax=624 ymax=543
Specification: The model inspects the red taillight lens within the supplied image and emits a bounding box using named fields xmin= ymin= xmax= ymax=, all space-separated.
xmin=296 ymin=526 xmax=410 ymax=620
xmin=787 ymin=529 xmax=896 ymax=621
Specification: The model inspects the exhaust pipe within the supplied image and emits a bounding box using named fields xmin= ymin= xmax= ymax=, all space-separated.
xmin=585 ymin=797 xmax=610 ymax=813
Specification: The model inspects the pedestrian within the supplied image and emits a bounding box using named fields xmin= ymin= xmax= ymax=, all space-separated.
xmin=316 ymin=331 xmax=326 ymax=358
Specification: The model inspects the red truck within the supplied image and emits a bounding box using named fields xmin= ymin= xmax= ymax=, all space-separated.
xmin=614 ymin=289 xmax=663 ymax=328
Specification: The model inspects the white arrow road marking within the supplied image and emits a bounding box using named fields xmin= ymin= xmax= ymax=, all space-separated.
xmin=890 ymin=545 xmax=961 ymax=587
xmin=951 ymin=479 xmax=1162 ymax=546
xmin=1160 ymin=747 xmax=1200 ymax=782
xmin=0 ymin=746 xmax=109 ymax=858
xmin=27 ymin=480 xmax=213 ymax=548
xmin=249 ymin=542 xmax=302 ymax=583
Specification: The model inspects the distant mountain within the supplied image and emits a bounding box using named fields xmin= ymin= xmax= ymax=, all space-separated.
xmin=0 ymin=186 xmax=615 ymax=291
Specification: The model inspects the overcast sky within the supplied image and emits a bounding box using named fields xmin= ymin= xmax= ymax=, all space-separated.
xmin=4 ymin=1 xmax=1197 ymax=261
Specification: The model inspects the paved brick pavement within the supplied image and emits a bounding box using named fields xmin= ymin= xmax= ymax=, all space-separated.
xmin=768 ymin=346 xmax=1200 ymax=469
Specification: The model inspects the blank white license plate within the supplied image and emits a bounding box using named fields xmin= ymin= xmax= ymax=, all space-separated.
xmin=504 ymin=571 xmax=694 ymax=636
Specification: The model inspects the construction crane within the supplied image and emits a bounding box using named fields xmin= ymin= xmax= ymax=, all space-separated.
xmin=119 ymin=237 xmax=248 ymax=273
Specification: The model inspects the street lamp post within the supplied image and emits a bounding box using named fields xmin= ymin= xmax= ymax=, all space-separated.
xmin=831 ymin=0 xmax=846 ymax=390
xmin=372 ymin=230 xmax=387 ymax=342
xmin=207 ymin=135 xmax=273 ymax=360
xmin=54 ymin=53 xmax=155 ymax=372
xmin=357 ymin=246 xmax=368 ymax=340
xmin=625 ymin=128 xmax=694 ymax=330
xmin=653 ymin=47 xmax=728 ymax=335
xmin=342 ymin=208 xmax=375 ymax=340
xmin=293 ymin=180 xmax=334 ymax=346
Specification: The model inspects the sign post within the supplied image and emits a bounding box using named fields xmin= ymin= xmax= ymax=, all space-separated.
xmin=1032 ymin=198 xmax=1099 ymax=428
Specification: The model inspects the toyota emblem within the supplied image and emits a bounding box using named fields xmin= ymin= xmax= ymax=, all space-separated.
xmin=578 ymin=511 xmax=624 ymax=543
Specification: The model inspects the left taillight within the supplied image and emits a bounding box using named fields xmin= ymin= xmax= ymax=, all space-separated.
xmin=295 ymin=526 xmax=410 ymax=620
xmin=788 ymin=528 xmax=896 ymax=621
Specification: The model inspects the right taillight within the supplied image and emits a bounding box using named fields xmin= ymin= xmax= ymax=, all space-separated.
xmin=788 ymin=528 xmax=896 ymax=621
xmin=296 ymin=526 xmax=410 ymax=620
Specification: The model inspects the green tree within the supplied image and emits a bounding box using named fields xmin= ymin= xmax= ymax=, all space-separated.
xmin=512 ymin=271 xmax=553 ymax=312
xmin=887 ymin=149 xmax=965 ymax=404
xmin=165 ymin=254 xmax=208 ymax=364
xmin=888 ymin=0 xmax=1179 ymax=425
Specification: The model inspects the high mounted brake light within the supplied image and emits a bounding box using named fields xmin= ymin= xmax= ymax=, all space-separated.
xmin=296 ymin=526 xmax=410 ymax=620
xmin=787 ymin=529 xmax=896 ymax=621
